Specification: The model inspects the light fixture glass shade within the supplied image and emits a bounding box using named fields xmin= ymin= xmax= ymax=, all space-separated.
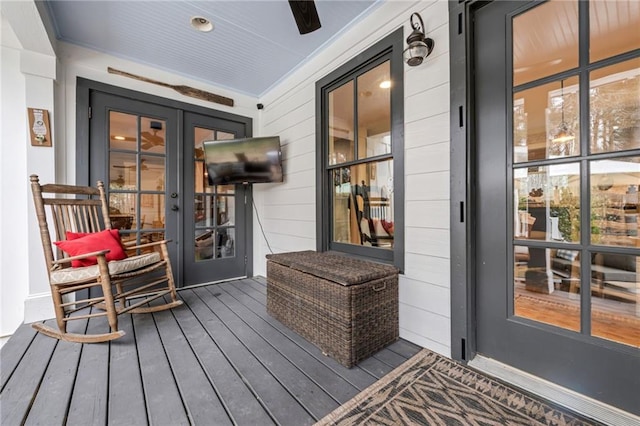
xmin=404 ymin=42 xmax=428 ymax=66
xmin=552 ymin=123 xmax=575 ymax=143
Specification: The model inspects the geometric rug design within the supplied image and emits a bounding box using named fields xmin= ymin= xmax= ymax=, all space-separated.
xmin=315 ymin=349 xmax=602 ymax=426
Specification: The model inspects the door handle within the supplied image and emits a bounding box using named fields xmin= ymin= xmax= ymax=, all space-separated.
xmin=171 ymin=205 xmax=179 ymax=211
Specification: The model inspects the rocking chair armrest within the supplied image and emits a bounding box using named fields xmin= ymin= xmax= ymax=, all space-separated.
xmin=52 ymin=249 xmax=109 ymax=265
xmin=124 ymin=239 xmax=172 ymax=251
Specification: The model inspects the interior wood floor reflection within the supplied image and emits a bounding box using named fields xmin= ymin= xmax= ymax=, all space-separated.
xmin=514 ymin=284 xmax=640 ymax=347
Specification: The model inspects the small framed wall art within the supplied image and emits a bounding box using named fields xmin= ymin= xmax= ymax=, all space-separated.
xmin=28 ymin=108 xmax=52 ymax=147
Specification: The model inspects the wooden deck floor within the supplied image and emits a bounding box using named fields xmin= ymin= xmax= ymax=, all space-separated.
xmin=0 ymin=277 xmax=421 ymax=426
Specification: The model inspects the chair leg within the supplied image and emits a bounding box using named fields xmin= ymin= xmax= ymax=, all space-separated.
xmin=160 ymin=243 xmax=180 ymax=303
xmin=115 ymin=281 xmax=126 ymax=309
xmin=51 ymin=285 xmax=67 ymax=334
xmin=97 ymin=259 xmax=119 ymax=334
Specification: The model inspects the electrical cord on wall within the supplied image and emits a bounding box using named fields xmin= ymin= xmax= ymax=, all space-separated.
xmin=252 ymin=198 xmax=274 ymax=254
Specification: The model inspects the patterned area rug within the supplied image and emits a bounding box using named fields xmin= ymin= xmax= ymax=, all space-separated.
xmin=316 ymin=349 xmax=601 ymax=426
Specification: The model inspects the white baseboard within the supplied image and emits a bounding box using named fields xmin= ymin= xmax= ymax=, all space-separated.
xmin=23 ymin=292 xmax=54 ymax=324
xmin=470 ymin=355 xmax=640 ymax=426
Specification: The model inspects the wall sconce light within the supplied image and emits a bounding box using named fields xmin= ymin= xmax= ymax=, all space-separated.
xmin=403 ymin=12 xmax=435 ymax=66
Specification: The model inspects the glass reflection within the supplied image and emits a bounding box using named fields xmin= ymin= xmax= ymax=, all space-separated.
xmin=513 ymin=245 xmax=581 ymax=332
xmin=357 ymin=61 xmax=391 ymax=159
xmin=109 ymin=111 xmax=137 ymax=151
xmin=109 ymin=192 xmax=135 ymax=229
xmin=513 ymin=76 xmax=579 ymax=163
xmin=513 ymin=0 xmax=578 ymax=86
xmin=195 ymin=229 xmax=214 ymax=261
xmin=195 ymin=195 xmax=214 ymax=227
xmin=216 ymin=195 xmax=234 ymax=227
xmin=218 ymin=228 xmax=235 ymax=258
xmin=194 ymin=228 xmax=235 ymax=261
xmin=110 ymin=152 xmax=137 ymax=189
xmin=329 ymin=81 xmax=354 ymax=165
xmin=590 ymin=59 xmax=640 ymax=154
xmin=590 ymin=157 xmax=640 ymax=247
xmin=514 ymin=163 xmax=581 ymax=243
xmin=591 ymin=252 xmax=639 ymax=347
xmin=590 ymin=1 xmax=640 ymax=63
xmin=332 ymin=159 xmax=394 ymax=249
xmin=140 ymin=156 xmax=165 ymax=191
xmin=140 ymin=117 xmax=166 ymax=153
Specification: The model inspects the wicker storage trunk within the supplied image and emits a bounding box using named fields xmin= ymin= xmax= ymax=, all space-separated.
xmin=266 ymin=251 xmax=399 ymax=368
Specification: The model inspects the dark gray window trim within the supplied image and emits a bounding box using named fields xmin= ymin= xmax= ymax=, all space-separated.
xmin=315 ymin=27 xmax=405 ymax=271
xmin=75 ymin=77 xmax=254 ymax=277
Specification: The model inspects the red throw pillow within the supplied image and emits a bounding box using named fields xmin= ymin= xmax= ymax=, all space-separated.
xmin=67 ymin=229 xmax=128 ymax=254
xmin=54 ymin=229 xmax=128 ymax=267
xmin=67 ymin=229 xmax=124 ymax=246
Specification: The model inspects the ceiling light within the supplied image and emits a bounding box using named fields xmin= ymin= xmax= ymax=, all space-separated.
xmin=114 ymin=135 xmax=126 ymax=141
xmin=379 ymin=80 xmax=391 ymax=89
xmin=191 ymin=16 xmax=214 ymax=32
xmin=403 ymin=12 xmax=435 ymax=67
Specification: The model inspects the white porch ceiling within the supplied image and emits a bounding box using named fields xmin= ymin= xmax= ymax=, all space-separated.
xmin=44 ymin=0 xmax=381 ymax=97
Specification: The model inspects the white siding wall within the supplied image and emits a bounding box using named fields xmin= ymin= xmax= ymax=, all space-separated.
xmin=1 ymin=5 xmax=58 ymax=335
xmin=255 ymin=0 xmax=452 ymax=356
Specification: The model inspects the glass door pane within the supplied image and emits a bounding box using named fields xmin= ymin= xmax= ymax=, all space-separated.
xmin=108 ymin=111 xmax=167 ymax=248
xmin=194 ymin=128 xmax=236 ymax=262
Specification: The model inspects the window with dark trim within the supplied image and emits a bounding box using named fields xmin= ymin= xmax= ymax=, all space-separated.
xmin=316 ymin=28 xmax=404 ymax=270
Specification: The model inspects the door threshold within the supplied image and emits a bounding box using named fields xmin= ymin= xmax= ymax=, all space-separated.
xmin=179 ymin=276 xmax=248 ymax=291
xmin=469 ymin=355 xmax=639 ymax=426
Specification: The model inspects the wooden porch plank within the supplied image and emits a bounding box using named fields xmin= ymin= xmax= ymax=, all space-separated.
xmin=0 ymin=323 xmax=58 ymax=426
xmin=168 ymin=295 xmax=275 ymax=426
xmin=66 ymin=313 xmax=111 ymax=426
xmin=24 ymin=315 xmax=88 ymax=426
xmin=132 ymin=312 xmax=190 ymax=426
xmin=151 ymin=303 xmax=233 ymax=426
xmin=107 ymin=313 xmax=148 ymax=426
xmin=385 ymin=338 xmax=423 ymax=359
xmin=181 ymin=289 xmax=315 ymax=426
xmin=245 ymin=276 xmax=267 ymax=294
xmin=0 ymin=322 xmax=38 ymax=391
xmin=356 ymin=356 xmax=395 ymax=378
xmin=211 ymin=284 xmax=360 ymax=404
xmin=223 ymin=280 xmax=381 ymax=389
xmin=372 ymin=347 xmax=412 ymax=367
xmin=193 ymin=286 xmax=341 ymax=420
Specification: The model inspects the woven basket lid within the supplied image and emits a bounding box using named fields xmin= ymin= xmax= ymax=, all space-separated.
xmin=267 ymin=250 xmax=398 ymax=286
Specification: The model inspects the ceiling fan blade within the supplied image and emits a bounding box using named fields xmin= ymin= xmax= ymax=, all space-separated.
xmin=141 ymin=131 xmax=164 ymax=146
xmin=288 ymin=0 xmax=321 ymax=34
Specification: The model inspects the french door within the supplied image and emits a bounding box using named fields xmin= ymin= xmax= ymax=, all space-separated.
xmin=88 ymin=88 xmax=251 ymax=287
xmin=474 ymin=0 xmax=639 ymax=414
xmin=183 ymin=111 xmax=249 ymax=285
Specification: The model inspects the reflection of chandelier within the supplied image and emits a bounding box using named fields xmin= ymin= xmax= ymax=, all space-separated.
xmin=552 ymin=79 xmax=575 ymax=144
xmin=596 ymin=174 xmax=614 ymax=191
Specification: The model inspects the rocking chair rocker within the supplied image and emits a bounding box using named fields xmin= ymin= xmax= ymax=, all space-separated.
xmin=30 ymin=175 xmax=182 ymax=343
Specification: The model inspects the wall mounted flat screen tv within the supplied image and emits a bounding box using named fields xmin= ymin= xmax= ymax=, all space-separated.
xmin=203 ymin=136 xmax=283 ymax=185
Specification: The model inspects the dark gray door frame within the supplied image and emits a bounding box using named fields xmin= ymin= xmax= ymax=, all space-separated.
xmin=449 ymin=0 xmax=640 ymax=414
xmin=449 ymin=0 xmax=480 ymax=364
xmin=75 ymin=77 xmax=254 ymax=281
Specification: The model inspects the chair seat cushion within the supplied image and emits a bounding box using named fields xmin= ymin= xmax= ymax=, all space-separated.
xmin=50 ymin=252 xmax=161 ymax=285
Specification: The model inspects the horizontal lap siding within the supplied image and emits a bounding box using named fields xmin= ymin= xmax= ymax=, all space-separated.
xmin=255 ymin=0 xmax=451 ymax=356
